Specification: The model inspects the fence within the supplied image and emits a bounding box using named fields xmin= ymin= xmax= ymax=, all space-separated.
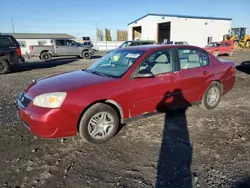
xmin=92 ymin=41 xmax=125 ymax=51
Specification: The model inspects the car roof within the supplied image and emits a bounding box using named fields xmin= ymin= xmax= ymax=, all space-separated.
xmin=116 ymin=44 xmax=200 ymax=51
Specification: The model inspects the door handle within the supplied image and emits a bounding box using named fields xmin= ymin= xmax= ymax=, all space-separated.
xmin=203 ymin=71 xmax=208 ymax=75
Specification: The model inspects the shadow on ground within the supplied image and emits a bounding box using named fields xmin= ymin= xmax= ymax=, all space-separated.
xmin=236 ymin=61 xmax=250 ymax=74
xmin=156 ymin=89 xmax=193 ymax=188
xmin=10 ymin=58 xmax=78 ymax=73
xmin=231 ymin=177 xmax=250 ymax=188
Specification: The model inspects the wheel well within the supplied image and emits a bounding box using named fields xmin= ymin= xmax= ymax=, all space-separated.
xmin=212 ymin=80 xmax=223 ymax=94
xmin=82 ymin=49 xmax=89 ymax=52
xmin=40 ymin=50 xmax=51 ymax=56
xmin=76 ymin=100 xmax=123 ymax=133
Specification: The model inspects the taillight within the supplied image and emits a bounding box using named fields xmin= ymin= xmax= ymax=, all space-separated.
xmin=16 ymin=48 xmax=22 ymax=56
xmin=29 ymin=45 xmax=34 ymax=51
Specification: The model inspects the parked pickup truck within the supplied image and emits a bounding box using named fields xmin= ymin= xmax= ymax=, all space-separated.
xmin=29 ymin=39 xmax=95 ymax=61
xmin=0 ymin=34 xmax=25 ymax=74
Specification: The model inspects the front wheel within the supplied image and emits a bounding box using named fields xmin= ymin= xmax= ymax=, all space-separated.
xmin=82 ymin=51 xmax=91 ymax=59
xmin=200 ymin=82 xmax=222 ymax=110
xmin=79 ymin=103 xmax=119 ymax=144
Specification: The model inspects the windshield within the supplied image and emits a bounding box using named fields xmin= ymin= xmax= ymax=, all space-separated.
xmin=206 ymin=42 xmax=220 ymax=47
xmin=119 ymin=41 xmax=133 ymax=48
xmin=87 ymin=49 xmax=145 ymax=78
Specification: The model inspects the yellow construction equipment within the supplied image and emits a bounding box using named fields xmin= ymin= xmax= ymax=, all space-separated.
xmin=223 ymin=27 xmax=250 ymax=49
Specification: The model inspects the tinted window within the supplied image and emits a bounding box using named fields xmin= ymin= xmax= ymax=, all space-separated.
xmin=0 ymin=37 xmax=14 ymax=47
xmin=138 ymin=50 xmax=174 ymax=75
xmin=55 ymin=40 xmax=66 ymax=46
xmin=178 ymin=48 xmax=209 ymax=70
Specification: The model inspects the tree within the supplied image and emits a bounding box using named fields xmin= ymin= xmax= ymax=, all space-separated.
xmin=105 ymin=28 xmax=112 ymax=41
xmin=96 ymin=28 xmax=104 ymax=41
xmin=116 ymin=30 xmax=128 ymax=41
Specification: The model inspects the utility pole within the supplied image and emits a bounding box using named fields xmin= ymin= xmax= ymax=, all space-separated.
xmin=11 ymin=18 xmax=15 ymax=33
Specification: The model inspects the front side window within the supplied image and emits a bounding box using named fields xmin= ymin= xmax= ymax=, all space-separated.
xmin=87 ymin=49 xmax=145 ymax=78
xmin=178 ymin=48 xmax=209 ymax=70
xmin=138 ymin=50 xmax=174 ymax=75
xmin=55 ymin=40 xmax=66 ymax=46
xmin=66 ymin=40 xmax=78 ymax=46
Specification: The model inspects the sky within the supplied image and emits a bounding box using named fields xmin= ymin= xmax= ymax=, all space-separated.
xmin=1 ymin=0 xmax=250 ymax=40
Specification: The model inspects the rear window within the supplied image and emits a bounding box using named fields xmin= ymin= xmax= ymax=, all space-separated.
xmin=0 ymin=36 xmax=15 ymax=47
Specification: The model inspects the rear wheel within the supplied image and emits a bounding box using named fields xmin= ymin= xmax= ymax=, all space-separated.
xmin=40 ymin=52 xmax=52 ymax=61
xmin=228 ymin=50 xmax=233 ymax=56
xmin=79 ymin=103 xmax=119 ymax=144
xmin=0 ymin=59 xmax=10 ymax=74
xmin=200 ymin=82 xmax=222 ymax=110
xmin=213 ymin=51 xmax=219 ymax=57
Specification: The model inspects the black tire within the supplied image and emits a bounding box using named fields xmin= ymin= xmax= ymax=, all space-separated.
xmin=200 ymin=82 xmax=222 ymax=110
xmin=0 ymin=59 xmax=10 ymax=74
xmin=79 ymin=103 xmax=119 ymax=144
xmin=82 ymin=51 xmax=91 ymax=59
xmin=40 ymin=52 xmax=52 ymax=61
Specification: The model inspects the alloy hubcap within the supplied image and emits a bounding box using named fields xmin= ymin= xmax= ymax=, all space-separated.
xmin=84 ymin=53 xmax=89 ymax=58
xmin=88 ymin=112 xmax=114 ymax=139
xmin=207 ymin=87 xmax=220 ymax=106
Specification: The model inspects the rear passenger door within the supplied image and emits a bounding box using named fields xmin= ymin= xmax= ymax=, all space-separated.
xmin=54 ymin=40 xmax=67 ymax=55
xmin=176 ymin=47 xmax=210 ymax=103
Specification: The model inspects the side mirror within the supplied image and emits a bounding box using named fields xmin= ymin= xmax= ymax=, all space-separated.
xmin=134 ymin=72 xmax=155 ymax=78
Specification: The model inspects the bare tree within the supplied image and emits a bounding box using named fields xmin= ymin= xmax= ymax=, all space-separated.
xmin=96 ymin=28 xmax=104 ymax=41
xmin=105 ymin=28 xmax=112 ymax=41
xmin=117 ymin=30 xmax=128 ymax=41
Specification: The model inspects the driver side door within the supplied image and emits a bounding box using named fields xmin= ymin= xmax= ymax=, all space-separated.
xmin=128 ymin=48 xmax=181 ymax=117
xmin=66 ymin=40 xmax=80 ymax=55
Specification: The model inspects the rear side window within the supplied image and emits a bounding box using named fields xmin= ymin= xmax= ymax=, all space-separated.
xmin=0 ymin=37 xmax=15 ymax=47
xmin=177 ymin=48 xmax=210 ymax=70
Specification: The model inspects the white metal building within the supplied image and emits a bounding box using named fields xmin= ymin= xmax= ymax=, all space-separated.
xmin=4 ymin=33 xmax=74 ymax=55
xmin=128 ymin=13 xmax=232 ymax=47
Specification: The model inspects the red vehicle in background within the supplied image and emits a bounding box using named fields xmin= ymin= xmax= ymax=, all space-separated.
xmin=203 ymin=41 xmax=234 ymax=57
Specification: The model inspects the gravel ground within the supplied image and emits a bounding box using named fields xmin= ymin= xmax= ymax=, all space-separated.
xmin=0 ymin=51 xmax=250 ymax=188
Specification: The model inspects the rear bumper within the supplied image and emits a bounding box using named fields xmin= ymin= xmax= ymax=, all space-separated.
xmin=10 ymin=56 xmax=26 ymax=65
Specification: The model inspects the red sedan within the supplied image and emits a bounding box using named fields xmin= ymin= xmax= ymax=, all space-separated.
xmin=17 ymin=45 xmax=236 ymax=144
xmin=203 ymin=41 xmax=234 ymax=57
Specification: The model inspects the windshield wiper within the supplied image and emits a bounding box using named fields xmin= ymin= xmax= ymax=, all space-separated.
xmin=85 ymin=69 xmax=111 ymax=78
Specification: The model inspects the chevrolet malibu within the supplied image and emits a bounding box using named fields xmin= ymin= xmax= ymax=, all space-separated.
xmin=17 ymin=45 xmax=236 ymax=144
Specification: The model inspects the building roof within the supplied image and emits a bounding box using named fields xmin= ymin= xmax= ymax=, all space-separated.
xmin=3 ymin=33 xmax=75 ymax=39
xmin=128 ymin=13 xmax=233 ymax=25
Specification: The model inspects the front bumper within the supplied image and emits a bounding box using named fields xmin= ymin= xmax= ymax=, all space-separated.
xmin=17 ymin=92 xmax=79 ymax=138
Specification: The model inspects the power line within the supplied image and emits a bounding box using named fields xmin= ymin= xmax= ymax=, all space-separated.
xmin=11 ymin=18 xmax=15 ymax=33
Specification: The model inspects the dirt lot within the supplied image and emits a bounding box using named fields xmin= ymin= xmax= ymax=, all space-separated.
xmin=0 ymin=51 xmax=250 ymax=188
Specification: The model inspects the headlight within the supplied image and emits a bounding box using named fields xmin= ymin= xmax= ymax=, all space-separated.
xmin=33 ymin=92 xmax=67 ymax=108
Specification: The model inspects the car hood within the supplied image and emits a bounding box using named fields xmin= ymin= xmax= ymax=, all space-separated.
xmin=25 ymin=70 xmax=114 ymax=98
